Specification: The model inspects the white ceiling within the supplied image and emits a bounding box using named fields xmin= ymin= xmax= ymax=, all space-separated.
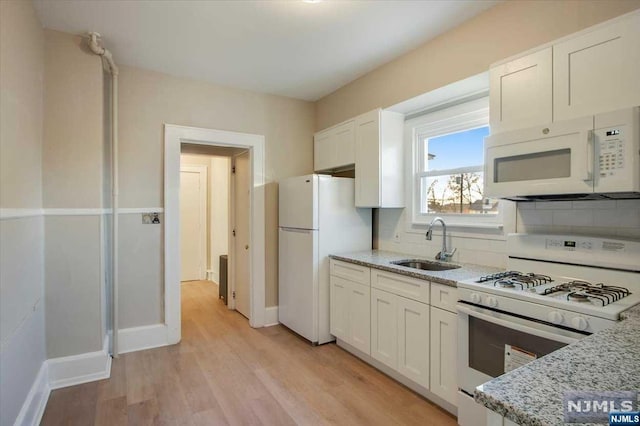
xmin=33 ymin=0 xmax=499 ymax=101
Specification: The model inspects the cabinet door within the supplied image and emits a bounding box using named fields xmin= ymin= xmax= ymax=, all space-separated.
xmin=333 ymin=120 xmax=355 ymax=167
xmin=553 ymin=13 xmax=640 ymax=121
xmin=355 ymin=110 xmax=381 ymax=207
xmin=348 ymin=282 xmax=371 ymax=355
xmin=370 ymin=288 xmax=397 ymax=369
xmin=330 ymin=276 xmax=350 ymax=341
xmin=489 ymin=47 xmax=552 ymax=133
xmin=314 ymin=129 xmax=333 ymax=172
xmin=397 ymin=297 xmax=430 ymax=388
xmin=430 ymin=307 xmax=458 ymax=406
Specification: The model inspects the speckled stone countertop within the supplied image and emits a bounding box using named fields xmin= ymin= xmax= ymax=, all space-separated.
xmin=475 ymin=304 xmax=640 ymax=426
xmin=329 ymin=250 xmax=501 ymax=287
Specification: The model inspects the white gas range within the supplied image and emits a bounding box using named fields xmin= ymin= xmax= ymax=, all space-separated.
xmin=456 ymin=233 xmax=640 ymax=426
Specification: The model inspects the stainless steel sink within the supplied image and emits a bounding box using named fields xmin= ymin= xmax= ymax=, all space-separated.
xmin=391 ymin=259 xmax=461 ymax=271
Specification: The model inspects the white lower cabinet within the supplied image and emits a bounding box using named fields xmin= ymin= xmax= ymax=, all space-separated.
xmin=371 ymin=288 xmax=430 ymax=388
xmin=430 ymin=306 xmax=458 ymax=405
xmin=371 ymin=288 xmax=398 ymax=369
xmin=332 ymin=265 xmax=459 ymax=412
xmin=330 ymin=265 xmax=371 ymax=355
xmin=397 ymin=296 xmax=430 ymax=388
xmin=330 ymin=276 xmax=350 ymax=341
xmin=348 ymin=281 xmax=371 ymax=354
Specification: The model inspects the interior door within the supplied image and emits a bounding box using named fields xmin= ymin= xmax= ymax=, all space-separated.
xmin=233 ymin=151 xmax=251 ymax=318
xmin=180 ymin=167 xmax=206 ymax=281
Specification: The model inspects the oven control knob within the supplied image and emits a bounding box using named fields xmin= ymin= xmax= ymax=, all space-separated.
xmin=548 ymin=311 xmax=564 ymax=324
xmin=572 ymin=316 xmax=588 ymax=331
xmin=470 ymin=293 xmax=481 ymax=304
xmin=486 ymin=296 xmax=498 ymax=308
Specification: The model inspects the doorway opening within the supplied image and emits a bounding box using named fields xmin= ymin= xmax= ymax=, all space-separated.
xmin=179 ymin=147 xmax=251 ymax=321
xmin=164 ymin=124 xmax=266 ymax=345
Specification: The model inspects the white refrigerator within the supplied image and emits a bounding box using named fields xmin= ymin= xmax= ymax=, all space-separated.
xmin=278 ymin=174 xmax=372 ymax=344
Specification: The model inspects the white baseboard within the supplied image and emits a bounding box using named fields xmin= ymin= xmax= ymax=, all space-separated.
xmin=117 ymin=324 xmax=169 ymax=354
xmin=13 ymin=362 xmax=50 ymax=426
xmin=264 ymin=306 xmax=279 ymax=327
xmin=47 ymin=336 xmax=111 ymax=390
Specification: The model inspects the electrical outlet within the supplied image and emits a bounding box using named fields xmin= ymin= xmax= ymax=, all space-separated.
xmin=142 ymin=212 xmax=161 ymax=224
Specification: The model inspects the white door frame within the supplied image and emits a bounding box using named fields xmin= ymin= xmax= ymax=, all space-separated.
xmin=165 ymin=124 xmax=266 ymax=344
xmin=180 ymin=165 xmax=208 ymax=281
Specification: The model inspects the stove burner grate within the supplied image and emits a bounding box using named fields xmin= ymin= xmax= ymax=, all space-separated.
xmin=543 ymin=280 xmax=631 ymax=306
xmin=493 ymin=273 xmax=553 ymax=289
xmin=477 ymin=271 xmax=522 ymax=283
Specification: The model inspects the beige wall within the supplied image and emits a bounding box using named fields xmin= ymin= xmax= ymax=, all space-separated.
xmin=316 ymin=0 xmax=640 ymax=129
xmin=0 ymin=1 xmax=47 ymax=424
xmin=43 ymin=30 xmax=104 ymax=208
xmin=42 ymin=29 xmax=106 ymax=355
xmin=0 ymin=1 xmax=44 ymax=209
xmin=117 ymin=64 xmax=315 ymax=326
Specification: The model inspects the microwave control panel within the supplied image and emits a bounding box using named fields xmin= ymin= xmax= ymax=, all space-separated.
xmin=596 ymin=126 xmax=625 ymax=178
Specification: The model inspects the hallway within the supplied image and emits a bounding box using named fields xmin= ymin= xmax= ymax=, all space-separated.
xmin=41 ymin=281 xmax=456 ymax=425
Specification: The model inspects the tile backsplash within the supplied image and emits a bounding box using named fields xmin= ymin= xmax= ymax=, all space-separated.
xmin=375 ymin=199 xmax=640 ymax=270
xmin=516 ymin=199 xmax=640 ymax=238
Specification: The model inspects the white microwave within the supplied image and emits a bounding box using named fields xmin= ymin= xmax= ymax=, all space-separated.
xmin=484 ymin=106 xmax=640 ymax=200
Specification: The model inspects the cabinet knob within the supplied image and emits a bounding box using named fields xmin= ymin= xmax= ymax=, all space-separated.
xmin=542 ymin=128 xmax=550 ymax=135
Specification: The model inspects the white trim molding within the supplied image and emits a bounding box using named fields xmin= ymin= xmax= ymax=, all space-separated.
xmin=118 ymin=207 xmax=164 ymax=214
xmin=117 ymin=324 xmax=169 ymax=354
xmin=0 ymin=208 xmax=43 ymax=220
xmin=12 ymin=363 xmax=50 ymax=426
xmin=264 ymin=306 xmax=279 ymax=327
xmin=47 ymin=336 xmax=111 ymax=390
xmin=164 ymin=124 xmax=266 ymax=344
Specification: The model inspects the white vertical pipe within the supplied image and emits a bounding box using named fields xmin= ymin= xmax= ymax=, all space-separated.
xmin=111 ymin=72 xmax=119 ymax=357
xmin=87 ymin=32 xmax=119 ymax=357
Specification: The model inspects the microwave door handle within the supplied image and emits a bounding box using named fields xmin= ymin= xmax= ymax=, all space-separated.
xmin=456 ymin=304 xmax=580 ymax=345
xmin=583 ymin=130 xmax=594 ymax=182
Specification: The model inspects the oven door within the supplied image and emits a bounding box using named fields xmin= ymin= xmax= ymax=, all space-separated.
xmin=457 ymin=302 xmax=584 ymax=396
xmin=485 ymin=116 xmax=594 ymax=199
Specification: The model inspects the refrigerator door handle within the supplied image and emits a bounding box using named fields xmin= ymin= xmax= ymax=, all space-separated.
xmin=280 ymin=227 xmax=314 ymax=233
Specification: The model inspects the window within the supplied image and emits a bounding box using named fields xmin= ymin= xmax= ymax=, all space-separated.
xmin=407 ymin=97 xmax=503 ymax=228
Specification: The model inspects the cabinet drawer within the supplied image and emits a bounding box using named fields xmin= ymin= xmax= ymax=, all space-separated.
xmin=330 ymin=259 xmax=370 ymax=285
xmin=371 ymin=270 xmax=429 ymax=304
xmin=430 ymin=283 xmax=458 ymax=314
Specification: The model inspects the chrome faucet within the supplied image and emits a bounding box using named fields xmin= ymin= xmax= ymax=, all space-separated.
xmin=426 ymin=217 xmax=456 ymax=262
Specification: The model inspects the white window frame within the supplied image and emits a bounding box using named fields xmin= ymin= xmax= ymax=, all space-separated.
xmin=405 ymin=97 xmax=510 ymax=232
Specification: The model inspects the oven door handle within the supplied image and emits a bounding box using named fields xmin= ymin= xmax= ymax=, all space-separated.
xmin=456 ymin=304 xmax=580 ymax=345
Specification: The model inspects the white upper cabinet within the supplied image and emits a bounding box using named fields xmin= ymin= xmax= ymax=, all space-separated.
xmin=489 ymin=47 xmax=552 ymax=133
xmin=553 ymin=12 xmax=640 ymax=121
xmin=314 ymin=120 xmax=355 ymax=172
xmin=354 ymin=109 xmax=404 ymax=208
xmin=489 ymin=11 xmax=640 ymax=134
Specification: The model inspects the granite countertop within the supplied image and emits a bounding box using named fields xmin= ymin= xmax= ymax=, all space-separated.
xmin=329 ymin=250 xmax=501 ymax=287
xmin=475 ymin=304 xmax=640 ymax=426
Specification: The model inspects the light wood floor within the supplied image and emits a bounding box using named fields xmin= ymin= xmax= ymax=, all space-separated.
xmin=41 ymin=280 xmax=456 ymax=425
